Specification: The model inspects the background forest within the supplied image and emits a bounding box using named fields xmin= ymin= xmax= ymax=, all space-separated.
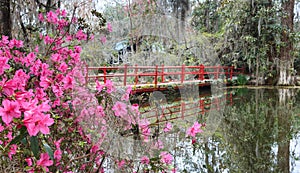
xmin=1 ymin=0 xmax=300 ymax=86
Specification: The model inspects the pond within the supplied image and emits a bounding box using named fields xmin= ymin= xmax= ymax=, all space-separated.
xmin=134 ymin=88 xmax=300 ymax=173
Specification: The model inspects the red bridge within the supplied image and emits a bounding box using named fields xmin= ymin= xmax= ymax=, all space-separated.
xmin=85 ymin=64 xmax=244 ymax=92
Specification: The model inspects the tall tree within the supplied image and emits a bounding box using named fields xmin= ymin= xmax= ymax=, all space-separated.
xmin=278 ymin=0 xmax=295 ymax=85
xmin=0 ymin=0 xmax=11 ymax=38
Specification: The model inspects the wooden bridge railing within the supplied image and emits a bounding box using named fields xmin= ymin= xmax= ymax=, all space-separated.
xmin=85 ymin=64 xmax=245 ymax=89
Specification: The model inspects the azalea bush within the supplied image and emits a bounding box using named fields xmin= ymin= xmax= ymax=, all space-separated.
xmin=0 ymin=8 xmax=205 ymax=173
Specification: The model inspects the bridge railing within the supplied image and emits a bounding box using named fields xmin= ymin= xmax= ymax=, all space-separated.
xmin=85 ymin=64 xmax=244 ymax=88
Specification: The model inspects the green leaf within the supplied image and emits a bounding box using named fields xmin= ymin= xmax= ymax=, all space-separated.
xmin=43 ymin=141 xmax=54 ymax=160
xmin=30 ymin=136 xmax=40 ymax=159
xmin=10 ymin=126 xmax=28 ymax=145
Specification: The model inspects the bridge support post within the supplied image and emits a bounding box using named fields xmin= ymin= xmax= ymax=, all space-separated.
xmin=215 ymin=66 xmax=219 ymax=80
xmin=103 ymin=68 xmax=107 ymax=83
xmin=181 ymin=64 xmax=185 ymax=83
xmin=155 ymin=65 xmax=158 ymax=89
xmin=199 ymin=64 xmax=204 ymax=81
xmin=161 ymin=65 xmax=164 ymax=83
xmin=124 ymin=64 xmax=127 ymax=86
xmin=134 ymin=64 xmax=138 ymax=85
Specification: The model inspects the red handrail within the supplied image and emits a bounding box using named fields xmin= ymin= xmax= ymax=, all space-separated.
xmin=85 ymin=64 xmax=245 ymax=90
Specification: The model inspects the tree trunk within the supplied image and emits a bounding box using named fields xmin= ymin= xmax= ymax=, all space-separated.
xmin=278 ymin=0 xmax=295 ymax=85
xmin=0 ymin=0 xmax=11 ymax=38
xmin=277 ymin=89 xmax=294 ymax=173
xmin=278 ymin=60 xmax=294 ymax=85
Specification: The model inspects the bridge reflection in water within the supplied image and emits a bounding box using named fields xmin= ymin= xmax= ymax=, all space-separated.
xmin=121 ymin=89 xmax=300 ymax=173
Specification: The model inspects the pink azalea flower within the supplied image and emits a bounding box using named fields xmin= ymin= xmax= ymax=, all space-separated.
xmin=54 ymin=149 xmax=62 ymax=161
xmin=44 ymin=35 xmax=54 ymax=44
xmin=54 ymin=138 xmax=63 ymax=148
xmin=74 ymin=46 xmax=82 ymax=53
xmin=41 ymin=63 xmax=53 ymax=77
xmin=2 ymin=79 xmax=17 ymax=96
xmin=96 ymin=106 xmax=105 ymax=117
xmin=70 ymin=52 xmax=80 ymax=63
xmin=1 ymin=35 xmax=9 ymax=45
xmin=6 ymin=131 xmax=13 ymax=142
xmin=105 ymin=80 xmax=115 ymax=93
xmin=30 ymin=59 xmax=41 ymax=76
xmin=38 ymin=13 xmax=44 ymax=21
xmin=13 ymin=69 xmax=29 ymax=90
xmin=51 ymin=53 xmax=62 ymax=62
xmin=0 ymin=124 xmax=4 ymax=132
xmin=121 ymin=93 xmax=129 ymax=101
xmin=139 ymin=118 xmax=150 ymax=129
xmin=55 ymin=73 xmax=64 ymax=82
xmin=34 ymin=46 xmax=39 ymax=53
xmin=163 ymin=122 xmax=172 ymax=132
xmin=107 ymin=22 xmax=113 ymax=32
xmin=23 ymin=111 xmax=54 ymax=136
xmin=131 ymin=103 xmax=140 ymax=119
xmin=80 ymin=164 xmax=87 ymax=170
xmin=160 ymin=151 xmax=173 ymax=165
xmin=90 ymin=145 xmax=99 ymax=154
xmin=140 ymin=156 xmax=150 ymax=165
xmin=126 ymin=86 xmax=132 ymax=94
xmin=37 ymin=153 xmax=53 ymax=171
xmin=139 ymin=119 xmax=151 ymax=142
xmin=0 ymin=99 xmax=21 ymax=125
xmin=25 ymin=158 xmax=32 ymax=166
xmin=61 ymin=9 xmax=67 ymax=17
xmin=52 ymin=84 xmax=63 ymax=97
xmin=46 ymin=11 xmax=58 ymax=24
xmin=0 ymin=56 xmax=10 ymax=75
xmin=192 ymin=138 xmax=197 ymax=145
xmin=35 ymin=88 xmax=47 ymax=101
xmin=95 ymin=80 xmax=104 ymax=92
xmin=52 ymin=98 xmax=60 ymax=108
xmin=117 ymin=160 xmax=126 ymax=169
xmin=39 ymin=77 xmax=51 ymax=89
xmin=90 ymin=34 xmax=95 ymax=40
xmin=66 ymin=35 xmax=73 ymax=41
xmin=8 ymin=144 xmax=17 ymax=160
xmin=100 ymin=36 xmax=107 ymax=44
xmin=58 ymin=19 xmax=68 ymax=30
xmin=186 ymin=121 xmax=203 ymax=137
xmin=75 ymin=30 xmax=87 ymax=41
xmin=154 ymin=139 xmax=164 ymax=149
xmin=9 ymin=39 xmax=23 ymax=48
xmin=24 ymin=52 xmax=36 ymax=66
xmin=58 ymin=62 xmax=68 ymax=73
xmin=63 ymin=75 xmax=75 ymax=90
xmin=112 ymin=101 xmax=127 ymax=117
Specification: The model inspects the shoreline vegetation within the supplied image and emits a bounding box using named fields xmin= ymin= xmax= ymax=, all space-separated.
xmin=226 ymin=85 xmax=300 ymax=89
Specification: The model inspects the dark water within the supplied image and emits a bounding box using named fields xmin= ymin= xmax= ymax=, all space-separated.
xmin=135 ymin=89 xmax=300 ymax=173
xmin=172 ymin=88 xmax=300 ymax=173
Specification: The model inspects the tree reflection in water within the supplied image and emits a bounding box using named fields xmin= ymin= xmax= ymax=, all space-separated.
xmin=171 ymin=88 xmax=300 ymax=173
